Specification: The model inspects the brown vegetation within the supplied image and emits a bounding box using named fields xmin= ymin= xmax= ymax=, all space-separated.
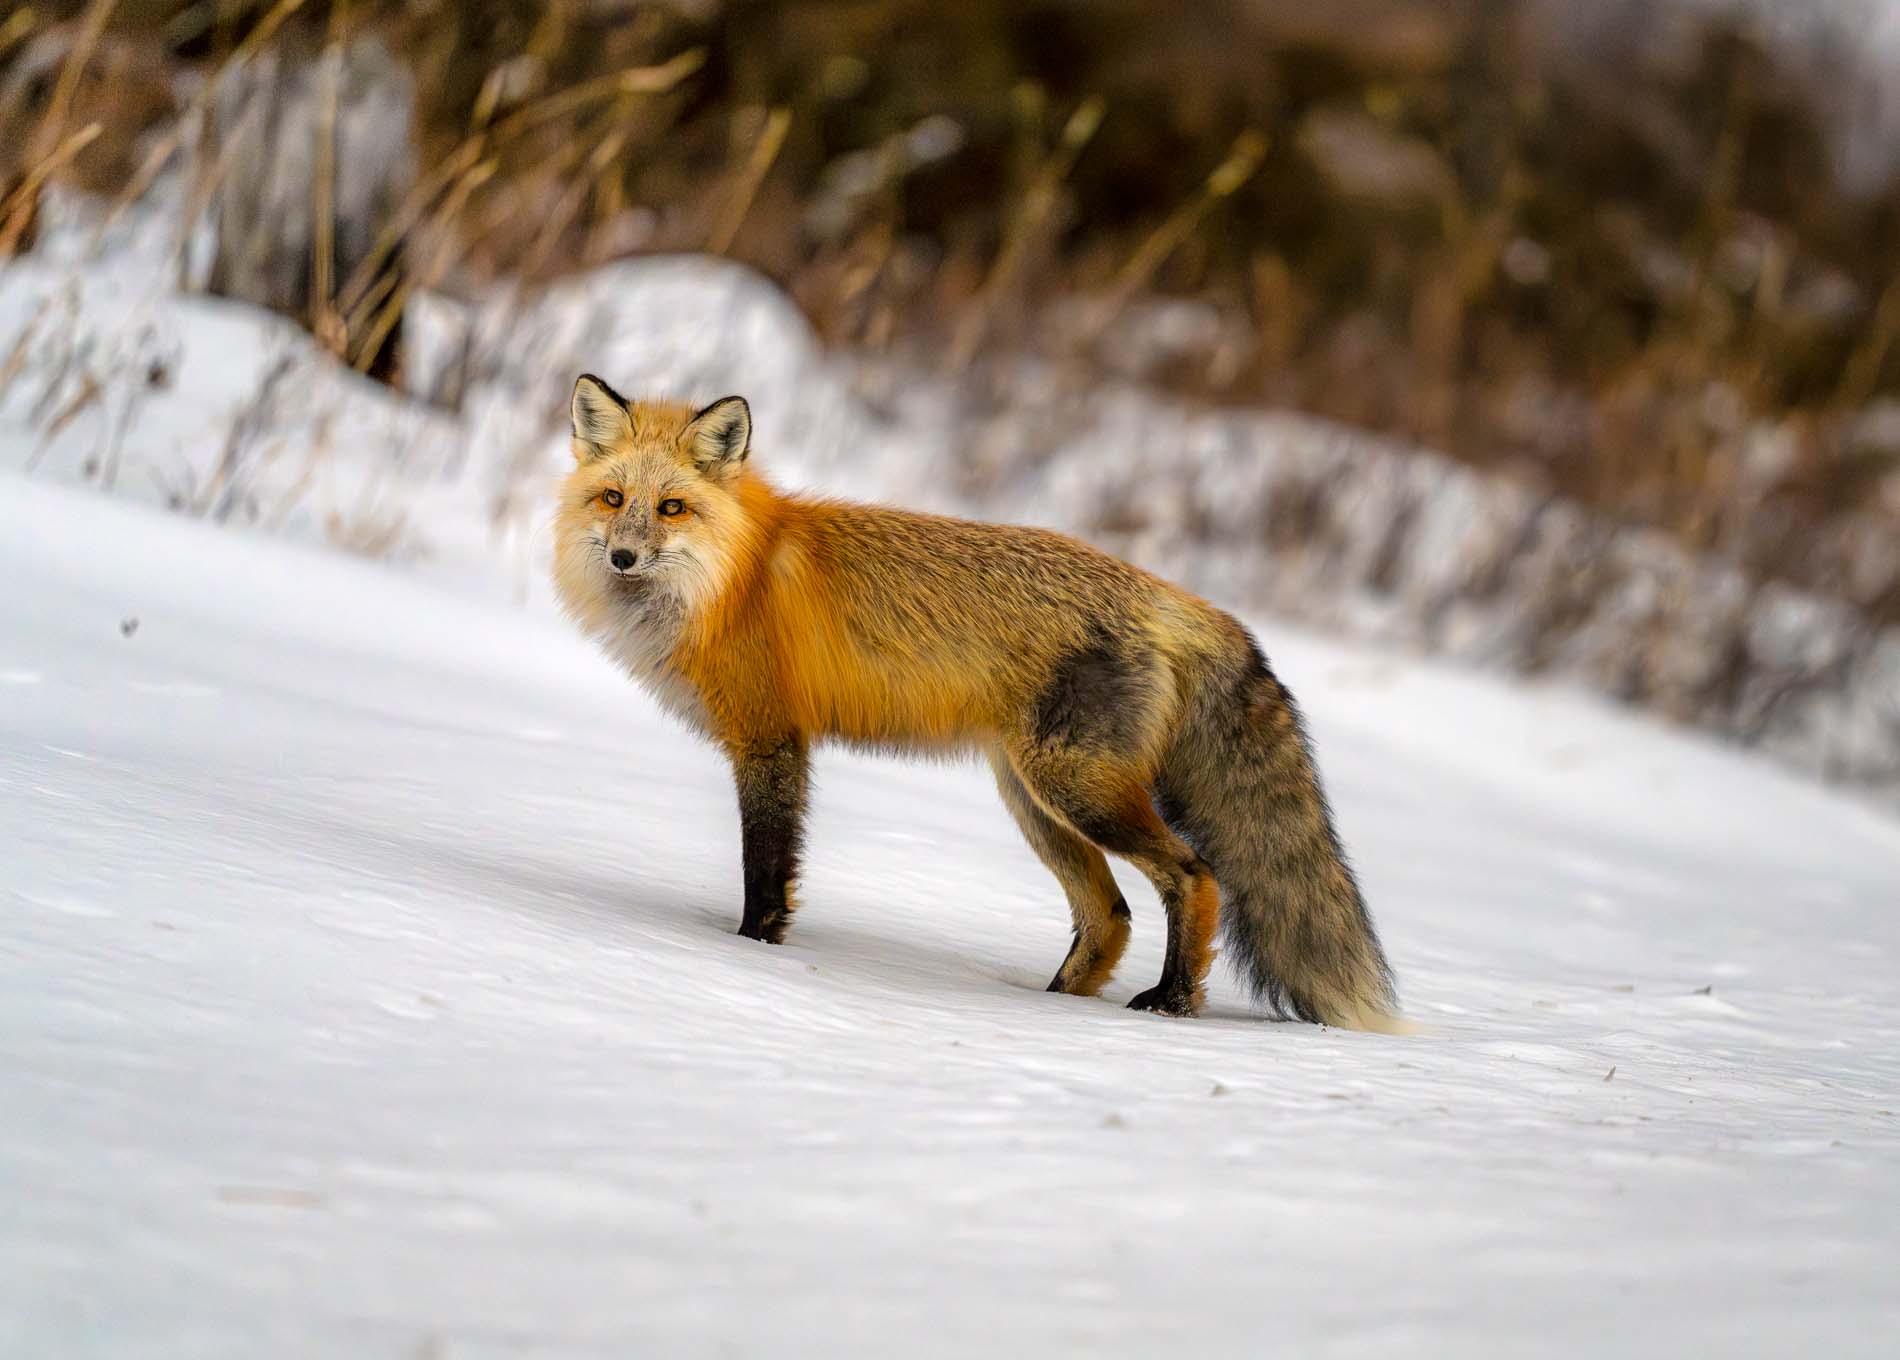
xmin=6 ymin=0 xmax=1900 ymax=629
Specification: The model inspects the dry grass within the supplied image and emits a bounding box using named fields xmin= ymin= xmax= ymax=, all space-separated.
xmin=707 ymin=104 xmax=791 ymax=258
xmin=0 ymin=121 xmax=105 ymax=250
xmin=329 ymin=47 xmax=702 ymax=323
xmin=0 ymin=0 xmax=117 ymax=258
xmin=308 ymin=0 xmax=348 ymax=356
xmin=0 ymin=9 xmax=39 ymax=62
xmin=349 ymin=157 xmax=494 ymax=373
xmin=947 ymin=91 xmax=1103 ymax=371
xmin=5 ymin=0 xmax=1899 ymax=628
xmin=89 ymin=0 xmax=309 ymax=252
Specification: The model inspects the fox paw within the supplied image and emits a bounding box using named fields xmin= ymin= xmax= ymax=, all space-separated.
xmin=736 ymin=914 xmax=789 ymax=945
xmin=1127 ymin=984 xmax=1200 ymax=1018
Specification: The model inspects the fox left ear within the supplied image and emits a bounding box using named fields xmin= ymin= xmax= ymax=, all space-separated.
xmin=682 ymin=395 xmax=751 ymax=479
xmin=571 ymin=373 xmax=632 ymax=462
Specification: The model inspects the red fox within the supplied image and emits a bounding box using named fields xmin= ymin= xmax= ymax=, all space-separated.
xmin=553 ymin=375 xmax=1405 ymax=1030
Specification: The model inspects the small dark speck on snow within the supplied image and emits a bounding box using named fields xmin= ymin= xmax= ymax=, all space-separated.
xmin=120 ymin=617 xmax=139 ymax=638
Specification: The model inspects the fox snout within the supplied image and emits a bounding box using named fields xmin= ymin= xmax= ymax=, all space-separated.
xmin=601 ymin=508 xmax=663 ymax=576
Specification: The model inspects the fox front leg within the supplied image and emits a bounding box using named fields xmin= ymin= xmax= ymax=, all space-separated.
xmin=729 ymin=736 xmax=810 ymax=944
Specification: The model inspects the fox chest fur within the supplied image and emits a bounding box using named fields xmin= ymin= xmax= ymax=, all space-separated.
xmin=568 ymin=570 xmax=710 ymax=734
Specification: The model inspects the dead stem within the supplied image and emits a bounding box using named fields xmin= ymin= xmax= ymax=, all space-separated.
xmin=1082 ymin=130 xmax=1268 ymax=348
xmin=708 ymin=105 xmax=792 ymax=257
xmin=0 ymin=0 xmax=117 ymax=258
xmin=947 ymin=93 xmax=1103 ymax=371
xmin=332 ymin=48 xmax=704 ymax=320
xmin=89 ymin=0 xmax=311 ymax=254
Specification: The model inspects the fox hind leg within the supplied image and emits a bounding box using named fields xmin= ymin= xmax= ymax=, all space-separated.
xmin=989 ymin=749 xmax=1131 ymax=995
xmin=1002 ymin=741 xmax=1218 ymax=1017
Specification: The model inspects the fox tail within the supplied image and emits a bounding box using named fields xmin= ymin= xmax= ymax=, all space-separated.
xmin=1157 ymin=634 xmax=1406 ymax=1032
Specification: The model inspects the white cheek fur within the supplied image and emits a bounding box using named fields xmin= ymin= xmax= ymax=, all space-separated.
xmin=551 ymin=521 xmax=712 ymax=736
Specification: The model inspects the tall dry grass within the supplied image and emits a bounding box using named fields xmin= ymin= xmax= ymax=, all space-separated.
xmin=3 ymin=0 xmax=1899 ymax=626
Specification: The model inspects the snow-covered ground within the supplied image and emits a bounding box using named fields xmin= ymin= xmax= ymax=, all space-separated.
xmin=4 ymin=468 xmax=1898 ymax=1357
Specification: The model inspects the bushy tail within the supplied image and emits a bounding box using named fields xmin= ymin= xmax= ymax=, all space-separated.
xmin=1157 ymin=631 xmax=1404 ymax=1032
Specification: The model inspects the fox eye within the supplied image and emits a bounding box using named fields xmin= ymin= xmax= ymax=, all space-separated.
xmin=658 ymin=498 xmax=685 ymax=517
xmin=599 ymin=489 xmax=623 ymax=508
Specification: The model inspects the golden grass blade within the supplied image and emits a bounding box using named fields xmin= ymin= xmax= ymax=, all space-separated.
xmin=1094 ymin=130 xmax=1268 ymax=332
xmin=310 ymin=3 xmax=350 ymax=355
xmin=349 ymin=160 xmax=498 ymax=375
xmin=948 ymin=94 xmax=1105 ymax=370
xmin=708 ymin=105 xmax=791 ymax=256
xmin=0 ymin=8 xmax=38 ymax=62
xmin=0 ymin=0 xmax=117 ymax=259
xmin=0 ymin=123 xmax=104 ymax=258
xmin=520 ymin=130 xmax=629 ymax=281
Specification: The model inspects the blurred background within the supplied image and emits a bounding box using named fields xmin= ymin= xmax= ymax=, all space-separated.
xmin=2 ymin=0 xmax=1898 ymax=801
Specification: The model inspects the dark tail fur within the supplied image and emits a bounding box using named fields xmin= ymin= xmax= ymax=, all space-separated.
xmin=1156 ymin=630 xmax=1405 ymax=1031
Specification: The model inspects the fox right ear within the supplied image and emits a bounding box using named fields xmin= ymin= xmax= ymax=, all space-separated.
xmin=682 ymin=395 xmax=751 ymax=479
xmin=570 ymin=374 xmax=632 ymax=461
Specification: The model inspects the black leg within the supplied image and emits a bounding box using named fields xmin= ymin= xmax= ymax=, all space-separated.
xmin=1123 ymin=860 xmax=1218 ymax=1017
xmin=731 ymin=737 xmax=809 ymax=944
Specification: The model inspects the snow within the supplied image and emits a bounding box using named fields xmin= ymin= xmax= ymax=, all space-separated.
xmin=4 ymin=468 xmax=1898 ymax=1358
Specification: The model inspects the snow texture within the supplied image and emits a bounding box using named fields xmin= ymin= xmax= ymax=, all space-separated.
xmin=4 ymin=470 xmax=1898 ymax=1357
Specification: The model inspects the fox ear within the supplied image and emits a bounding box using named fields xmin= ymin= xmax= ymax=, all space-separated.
xmin=682 ymin=395 xmax=751 ymax=478
xmin=570 ymin=374 xmax=632 ymax=461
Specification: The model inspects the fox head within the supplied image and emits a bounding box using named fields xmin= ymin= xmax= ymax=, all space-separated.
xmin=553 ymin=375 xmax=757 ymax=615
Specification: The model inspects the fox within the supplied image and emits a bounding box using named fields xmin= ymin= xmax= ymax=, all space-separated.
xmin=552 ymin=374 xmax=1406 ymax=1030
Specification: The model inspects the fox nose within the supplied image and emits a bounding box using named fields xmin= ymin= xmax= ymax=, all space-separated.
xmin=610 ymin=548 xmax=636 ymax=571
